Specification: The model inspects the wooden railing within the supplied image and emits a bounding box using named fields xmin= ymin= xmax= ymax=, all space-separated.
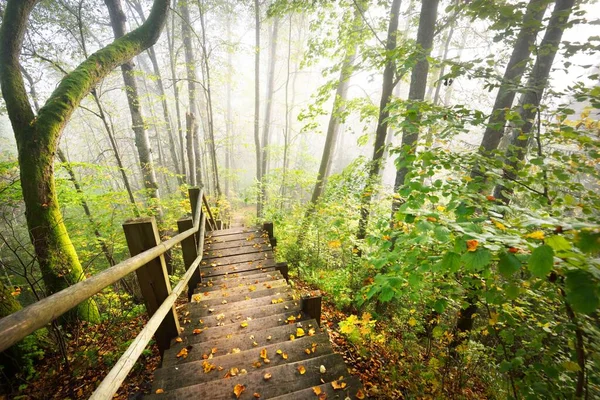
xmin=0 ymin=188 xmax=214 ymax=399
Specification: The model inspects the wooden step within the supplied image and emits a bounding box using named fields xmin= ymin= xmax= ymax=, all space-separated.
xmin=200 ymin=251 xmax=274 ymax=267
xmin=147 ymin=353 xmax=349 ymax=399
xmin=200 ymin=259 xmax=277 ymax=278
xmin=205 ymin=237 xmax=270 ymax=251
xmin=207 ymin=227 xmax=262 ymax=237
xmin=198 ymin=270 xmax=282 ymax=288
xmin=197 ymin=272 xmax=282 ymax=292
xmin=193 ymin=279 xmax=288 ymax=299
xmin=201 ymin=266 xmax=278 ymax=281
xmin=203 ymin=244 xmax=270 ymax=259
xmin=269 ymin=376 xmax=364 ymax=400
xmin=183 ymin=289 xmax=295 ymax=319
xmin=178 ymin=310 xmax=311 ymax=343
xmin=153 ymin=331 xmax=332 ymax=391
xmin=188 ymin=300 xmax=301 ymax=329
xmin=191 ymin=283 xmax=290 ymax=307
xmin=162 ymin=318 xmax=319 ymax=368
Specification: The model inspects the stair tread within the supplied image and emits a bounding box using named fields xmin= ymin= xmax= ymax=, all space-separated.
xmin=205 ymin=237 xmax=270 ymax=251
xmin=184 ymin=301 xmax=301 ymax=329
xmin=182 ymin=289 xmax=295 ymax=318
xmin=162 ymin=318 xmax=319 ymax=368
xmin=196 ymin=272 xmax=282 ymax=292
xmin=269 ymin=376 xmax=364 ymax=400
xmin=192 ymin=279 xmax=288 ymax=298
xmin=191 ymin=284 xmax=291 ymax=307
xmin=199 ymin=271 xmax=282 ymax=288
xmin=200 ymin=259 xmax=277 ymax=278
xmin=147 ymin=353 xmax=348 ymax=400
xmin=153 ymin=331 xmax=332 ymax=391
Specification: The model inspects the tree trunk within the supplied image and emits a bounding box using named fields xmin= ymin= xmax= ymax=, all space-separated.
xmin=493 ymin=0 xmax=575 ymax=203
xmin=0 ymin=0 xmax=169 ymax=322
xmin=105 ymin=0 xmax=161 ymax=205
xmin=476 ymin=0 xmax=550 ymax=154
xmin=259 ymin=17 xmax=280 ymax=209
xmin=356 ymin=0 xmax=402 ymax=242
xmin=129 ymin=0 xmax=182 ymax=186
xmin=254 ymin=0 xmax=263 ymax=217
xmin=225 ymin=13 xmax=233 ymax=197
xmin=197 ymin=0 xmax=221 ymax=195
xmin=391 ymin=0 xmax=439 ymax=216
xmin=308 ymin=7 xmax=361 ymax=211
xmin=0 ymin=279 xmax=27 ymax=378
xmin=167 ymin=8 xmax=188 ymax=183
xmin=180 ymin=0 xmax=200 ymax=187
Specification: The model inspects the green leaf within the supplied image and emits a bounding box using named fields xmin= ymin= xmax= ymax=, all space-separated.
xmin=565 ymin=269 xmax=599 ymax=314
xmin=433 ymin=298 xmax=448 ymax=314
xmin=461 ymin=248 xmax=492 ymax=271
xmin=498 ymin=251 xmax=521 ymax=277
xmin=545 ymin=235 xmax=571 ymax=252
xmin=379 ymin=286 xmax=395 ymax=302
xmin=528 ymin=245 xmax=554 ymax=278
xmin=576 ymin=231 xmax=600 ymax=254
xmin=439 ymin=251 xmax=461 ymax=272
xmin=505 ymin=284 xmax=520 ymax=300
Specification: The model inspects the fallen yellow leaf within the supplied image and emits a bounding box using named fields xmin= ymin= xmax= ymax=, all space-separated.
xmin=176 ymin=348 xmax=188 ymax=358
xmin=260 ymin=348 xmax=268 ymax=359
xmin=155 ymin=388 xmax=164 ymax=394
xmin=296 ymin=328 xmax=305 ymax=337
xmin=297 ymin=365 xmax=306 ymax=375
xmin=263 ymin=372 xmax=272 ymax=380
xmin=233 ymin=384 xmax=245 ymax=399
xmin=312 ymin=386 xmax=322 ymax=395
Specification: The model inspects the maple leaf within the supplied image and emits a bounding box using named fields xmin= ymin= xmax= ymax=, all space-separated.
xmin=296 ymin=328 xmax=305 ymax=337
xmin=297 ymin=365 xmax=306 ymax=375
xmin=331 ymin=380 xmax=347 ymax=390
xmin=313 ymin=386 xmax=322 ymax=395
xmin=466 ymin=239 xmax=479 ymax=252
xmin=233 ymin=384 xmax=245 ymax=399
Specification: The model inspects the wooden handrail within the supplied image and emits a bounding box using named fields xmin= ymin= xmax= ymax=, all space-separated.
xmin=90 ymin=213 xmax=206 ymax=399
xmin=0 ymin=188 xmax=206 ymax=353
xmin=202 ymin=192 xmax=217 ymax=231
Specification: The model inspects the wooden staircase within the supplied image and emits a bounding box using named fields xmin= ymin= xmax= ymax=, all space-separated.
xmin=148 ymin=224 xmax=365 ymax=399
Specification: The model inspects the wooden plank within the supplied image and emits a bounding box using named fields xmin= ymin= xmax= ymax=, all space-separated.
xmin=177 ymin=217 xmax=200 ymax=300
xmin=201 ymin=251 xmax=274 ymax=266
xmin=190 ymin=300 xmax=300 ymax=328
xmin=301 ymin=295 xmax=322 ymax=327
xmin=205 ymin=231 xmax=266 ymax=243
xmin=270 ymin=376 xmax=363 ymax=400
xmin=198 ymin=272 xmax=282 ymax=292
xmin=200 ymin=259 xmax=278 ymax=279
xmin=123 ymin=217 xmax=180 ymax=354
xmin=203 ymin=245 xmax=269 ymax=259
xmin=207 ymin=227 xmax=261 ymax=237
xmin=204 ymin=237 xmax=269 ymax=251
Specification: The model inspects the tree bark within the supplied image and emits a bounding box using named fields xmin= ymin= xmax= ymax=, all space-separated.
xmin=0 ymin=0 xmax=169 ymax=322
xmin=477 ymin=0 xmax=550 ymax=154
xmin=356 ymin=0 xmax=402 ymax=242
xmin=254 ymin=0 xmax=263 ymax=217
xmin=308 ymin=7 xmax=362 ymax=210
xmin=391 ymin=0 xmax=439 ymax=215
xmin=259 ymin=17 xmax=280 ymax=208
xmin=129 ymin=0 xmax=183 ymax=186
xmin=180 ymin=0 xmax=200 ymax=187
xmin=493 ymin=0 xmax=575 ymax=203
xmin=197 ymin=0 xmax=220 ymax=195
xmin=105 ymin=0 xmax=161 ymax=204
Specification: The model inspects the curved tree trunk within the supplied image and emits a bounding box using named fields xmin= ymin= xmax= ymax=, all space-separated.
xmin=105 ymin=0 xmax=161 ymax=207
xmin=0 ymin=0 xmax=169 ymax=322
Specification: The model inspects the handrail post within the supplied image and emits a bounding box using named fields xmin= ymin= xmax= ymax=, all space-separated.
xmin=123 ymin=217 xmax=180 ymax=355
xmin=188 ymin=187 xmax=202 ymax=245
xmin=263 ymin=221 xmax=277 ymax=248
xmin=177 ymin=217 xmax=201 ymax=300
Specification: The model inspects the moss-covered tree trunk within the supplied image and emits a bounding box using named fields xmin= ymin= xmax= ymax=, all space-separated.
xmin=0 ymin=0 xmax=169 ymax=322
xmin=0 ymin=280 xmax=26 ymax=379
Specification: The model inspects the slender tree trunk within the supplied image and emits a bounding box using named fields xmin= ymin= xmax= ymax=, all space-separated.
xmin=167 ymin=8 xmax=188 ymax=183
xmin=391 ymin=0 xmax=439 ymax=215
xmin=281 ymin=15 xmax=293 ymax=200
xmin=180 ymin=0 xmax=199 ymax=187
xmin=493 ymin=0 xmax=575 ymax=203
xmin=225 ymin=14 xmax=233 ymax=197
xmin=254 ymin=0 xmax=263 ymax=217
xmin=197 ymin=0 xmax=221 ymax=195
xmin=259 ymin=17 xmax=280 ymax=209
xmin=356 ymin=0 xmax=402 ymax=242
xmin=0 ymin=0 xmax=169 ymax=322
xmin=130 ymin=0 xmax=182 ymax=186
xmin=308 ymin=8 xmax=362 ymax=211
xmin=105 ymin=0 xmax=161 ymax=204
xmin=476 ymin=0 xmax=550 ymax=154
